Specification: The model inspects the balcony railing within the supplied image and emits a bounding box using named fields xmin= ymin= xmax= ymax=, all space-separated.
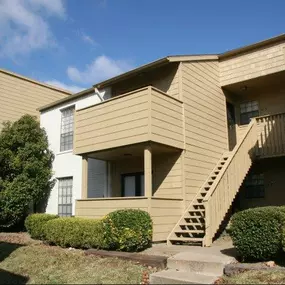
xmin=256 ymin=113 xmax=285 ymax=158
xmin=74 ymin=86 xmax=184 ymax=154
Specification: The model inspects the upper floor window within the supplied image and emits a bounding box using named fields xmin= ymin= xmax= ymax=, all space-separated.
xmin=60 ymin=106 xmax=74 ymax=151
xmin=240 ymin=101 xmax=259 ymax=125
xmin=245 ymin=173 xmax=265 ymax=199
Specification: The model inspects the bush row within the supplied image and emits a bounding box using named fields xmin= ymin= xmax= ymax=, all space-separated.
xmin=25 ymin=209 xmax=152 ymax=252
xmin=229 ymin=206 xmax=285 ymax=261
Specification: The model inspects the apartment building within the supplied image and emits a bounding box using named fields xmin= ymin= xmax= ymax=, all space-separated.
xmin=40 ymin=34 xmax=285 ymax=246
xmin=0 ymin=68 xmax=71 ymax=130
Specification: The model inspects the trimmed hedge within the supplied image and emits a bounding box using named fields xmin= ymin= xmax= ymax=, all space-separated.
xmin=44 ymin=217 xmax=104 ymax=248
xmin=229 ymin=206 xmax=285 ymax=261
xmin=101 ymin=209 xmax=152 ymax=252
xmin=25 ymin=209 xmax=153 ymax=252
xmin=25 ymin=213 xmax=58 ymax=240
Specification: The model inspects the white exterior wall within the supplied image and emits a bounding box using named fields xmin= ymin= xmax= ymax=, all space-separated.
xmin=40 ymin=88 xmax=110 ymax=215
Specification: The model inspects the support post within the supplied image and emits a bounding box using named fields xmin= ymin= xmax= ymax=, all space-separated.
xmin=144 ymin=145 xmax=152 ymax=198
xmin=82 ymin=156 xmax=88 ymax=199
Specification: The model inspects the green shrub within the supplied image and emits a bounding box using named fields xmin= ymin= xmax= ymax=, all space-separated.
xmin=44 ymin=217 xmax=104 ymax=248
xmin=101 ymin=209 xmax=152 ymax=252
xmin=25 ymin=213 xmax=58 ymax=240
xmin=229 ymin=206 xmax=285 ymax=261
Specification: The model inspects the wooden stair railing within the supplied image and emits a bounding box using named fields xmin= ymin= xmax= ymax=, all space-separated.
xmin=167 ymin=119 xmax=258 ymax=246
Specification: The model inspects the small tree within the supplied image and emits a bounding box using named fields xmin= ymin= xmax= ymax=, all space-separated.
xmin=0 ymin=115 xmax=54 ymax=229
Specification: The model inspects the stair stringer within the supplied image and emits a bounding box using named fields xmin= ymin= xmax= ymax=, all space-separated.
xmin=167 ymin=152 xmax=231 ymax=245
xmin=167 ymin=119 xmax=258 ymax=246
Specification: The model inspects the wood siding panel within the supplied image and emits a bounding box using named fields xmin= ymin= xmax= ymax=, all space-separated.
xmin=0 ymin=71 xmax=69 ymax=129
xmin=74 ymin=89 xmax=150 ymax=154
xmin=150 ymin=88 xmax=184 ymax=149
xmin=220 ymin=42 xmax=285 ymax=86
xmin=74 ymin=87 xmax=184 ymax=154
xmin=182 ymin=61 xmax=228 ymax=205
xmin=150 ymin=198 xmax=183 ymax=241
xmin=75 ymin=198 xmax=149 ymax=219
xmin=153 ymin=153 xmax=183 ymax=199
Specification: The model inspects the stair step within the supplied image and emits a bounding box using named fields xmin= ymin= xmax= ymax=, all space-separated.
xmin=185 ymin=216 xmax=204 ymax=219
xmin=188 ymin=209 xmax=205 ymax=212
xmin=176 ymin=229 xmax=205 ymax=233
xmin=150 ymin=269 xmax=218 ymax=284
xmin=179 ymin=223 xmax=205 ymax=227
xmin=170 ymin=237 xmax=204 ymax=242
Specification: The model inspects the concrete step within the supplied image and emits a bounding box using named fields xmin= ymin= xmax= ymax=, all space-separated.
xmin=167 ymin=251 xmax=230 ymax=276
xmin=150 ymin=269 xmax=217 ymax=284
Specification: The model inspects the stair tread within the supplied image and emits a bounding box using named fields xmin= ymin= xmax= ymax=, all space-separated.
xmin=170 ymin=236 xmax=204 ymax=241
xmin=179 ymin=223 xmax=205 ymax=226
xmin=176 ymin=229 xmax=204 ymax=233
xmin=188 ymin=209 xmax=205 ymax=212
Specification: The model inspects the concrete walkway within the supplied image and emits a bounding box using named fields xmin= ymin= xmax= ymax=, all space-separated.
xmin=146 ymin=238 xmax=237 ymax=284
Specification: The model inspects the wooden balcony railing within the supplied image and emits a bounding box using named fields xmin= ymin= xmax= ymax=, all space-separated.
xmin=74 ymin=86 xmax=184 ymax=154
xmin=256 ymin=113 xmax=285 ymax=158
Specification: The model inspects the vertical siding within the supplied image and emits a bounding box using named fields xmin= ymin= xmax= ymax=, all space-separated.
xmin=0 ymin=71 xmax=69 ymax=129
xmin=182 ymin=61 xmax=228 ymax=203
xmin=220 ymin=42 xmax=285 ymax=86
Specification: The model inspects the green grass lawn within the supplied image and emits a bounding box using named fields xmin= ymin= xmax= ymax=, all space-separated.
xmin=0 ymin=233 xmax=154 ymax=284
xmin=219 ymin=270 xmax=285 ymax=284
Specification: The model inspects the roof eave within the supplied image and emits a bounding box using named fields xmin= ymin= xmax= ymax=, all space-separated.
xmin=38 ymin=87 xmax=95 ymax=112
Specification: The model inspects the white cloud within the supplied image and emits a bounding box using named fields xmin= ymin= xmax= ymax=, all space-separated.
xmin=0 ymin=0 xmax=65 ymax=57
xmin=67 ymin=55 xmax=133 ymax=84
xmin=45 ymin=80 xmax=85 ymax=93
xmin=81 ymin=33 xmax=97 ymax=46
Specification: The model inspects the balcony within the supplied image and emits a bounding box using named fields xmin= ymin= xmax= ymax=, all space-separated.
xmin=256 ymin=113 xmax=285 ymax=158
xmin=74 ymin=86 xmax=184 ymax=155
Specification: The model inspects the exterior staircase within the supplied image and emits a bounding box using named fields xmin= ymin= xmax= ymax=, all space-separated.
xmin=167 ymin=119 xmax=258 ymax=246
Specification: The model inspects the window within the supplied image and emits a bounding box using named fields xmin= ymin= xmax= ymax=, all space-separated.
xmin=240 ymin=101 xmax=259 ymax=125
xmin=60 ymin=106 xmax=74 ymax=151
xmin=245 ymin=173 xmax=265 ymax=199
xmin=58 ymin=177 xmax=73 ymax=216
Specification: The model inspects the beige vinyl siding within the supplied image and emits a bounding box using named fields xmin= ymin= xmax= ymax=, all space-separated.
xmin=74 ymin=87 xmax=184 ymax=154
xmin=150 ymin=198 xmax=183 ymax=241
xmin=75 ymin=88 xmax=150 ymax=154
xmin=111 ymin=63 xmax=180 ymax=99
xmin=0 ymin=71 xmax=69 ymax=128
xmin=220 ymin=42 xmax=285 ymax=86
xmin=182 ymin=61 xmax=228 ymax=204
xmin=75 ymin=197 xmax=183 ymax=241
xmin=153 ymin=153 xmax=183 ymax=199
xmin=75 ymin=197 xmax=149 ymax=219
xmin=150 ymin=88 xmax=184 ymax=148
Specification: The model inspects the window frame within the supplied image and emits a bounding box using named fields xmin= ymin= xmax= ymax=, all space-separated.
xmin=60 ymin=105 xmax=75 ymax=152
xmin=239 ymin=100 xmax=259 ymax=125
xmin=57 ymin=176 xmax=73 ymax=216
xmin=244 ymin=173 xmax=265 ymax=199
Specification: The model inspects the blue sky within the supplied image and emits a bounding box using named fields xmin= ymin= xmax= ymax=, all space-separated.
xmin=0 ymin=0 xmax=284 ymax=93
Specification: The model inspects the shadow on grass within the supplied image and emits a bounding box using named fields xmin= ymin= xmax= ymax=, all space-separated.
xmin=0 ymin=242 xmax=29 ymax=284
xmin=0 ymin=268 xmax=29 ymax=284
xmin=0 ymin=242 xmax=23 ymax=262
